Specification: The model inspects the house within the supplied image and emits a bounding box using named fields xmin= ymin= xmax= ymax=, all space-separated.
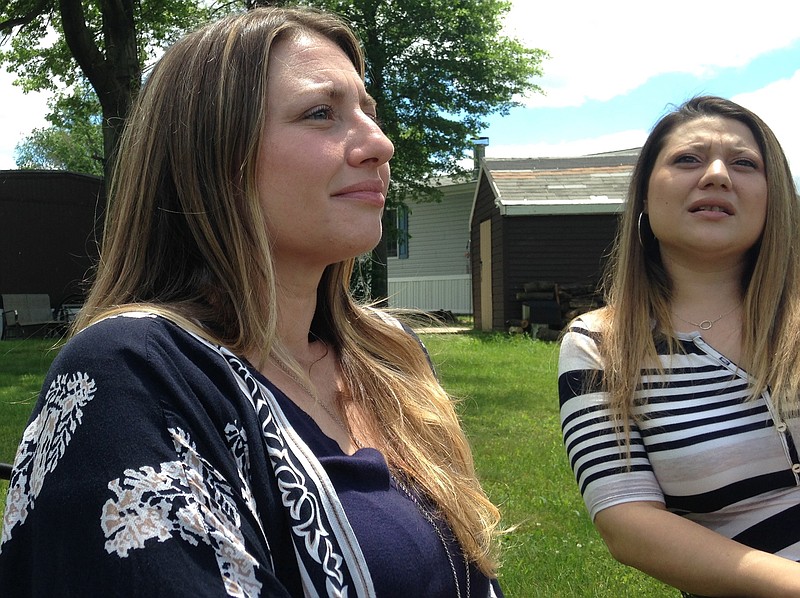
xmin=0 ymin=170 xmax=104 ymax=315
xmin=387 ymin=177 xmax=476 ymax=314
xmin=469 ymin=150 xmax=640 ymax=331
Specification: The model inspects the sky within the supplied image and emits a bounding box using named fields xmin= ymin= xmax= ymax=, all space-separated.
xmin=1 ymin=1 xmax=799 ymax=176
xmin=482 ymin=0 xmax=800 ymax=176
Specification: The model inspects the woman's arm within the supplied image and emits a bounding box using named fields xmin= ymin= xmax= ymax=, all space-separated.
xmin=0 ymin=316 xmax=294 ymax=597
xmin=595 ymin=501 xmax=800 ymax=598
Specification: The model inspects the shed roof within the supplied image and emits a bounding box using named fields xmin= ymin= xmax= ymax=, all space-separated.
xmin=479 ymin=150 xmax=640 ymax=216
xmin=0 ymin=169 xmax=104 ymax=208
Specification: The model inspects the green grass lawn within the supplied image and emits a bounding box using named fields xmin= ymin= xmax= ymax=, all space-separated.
xmin=421 ymin=332 xmax=670 ymax=597
xmin=0 ymin=339 xmax=58 ymax=461
xmin=0 ymin=339 xmax=60 ymax=525
xmin=0 ymin=333 xmax=671 ymax=596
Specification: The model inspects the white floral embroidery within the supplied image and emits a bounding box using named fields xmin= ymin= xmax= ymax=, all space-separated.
xmin=1 ymin=372 xmax=96 ymax=546
xmin=100 ymin=427 xmax=261 ymax=598
xmin=224 ymin=423 xmax=261 ymax=531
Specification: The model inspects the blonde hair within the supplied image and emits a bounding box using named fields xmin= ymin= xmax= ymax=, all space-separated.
xmin=598 ymin=95 xmax=800 ymax=436
xmin=77 ymin=7 xmax=500 ymax=574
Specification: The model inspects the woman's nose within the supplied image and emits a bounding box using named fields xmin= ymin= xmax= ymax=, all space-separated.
xmin=349 ymin=113 xmax=394 ymax=167
xmin=699 ymin=159 xmax=731 ymax=189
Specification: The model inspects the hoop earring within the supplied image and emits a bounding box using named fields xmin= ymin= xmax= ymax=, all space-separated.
xmin=637 ymin=212 xmax=645 ymax=248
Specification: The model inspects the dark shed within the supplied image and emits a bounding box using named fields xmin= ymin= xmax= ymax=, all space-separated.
xmin=0 ymin=170 xmax=104 ymax=311
xmin=469 ymin=150 xmax=639 ymax=331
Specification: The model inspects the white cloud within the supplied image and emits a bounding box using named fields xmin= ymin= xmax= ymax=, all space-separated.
xmin=506 ymin=0 xmax=800 ymax=108
xmin=731 ymin=70 xmax=800 ymax=174
xmin=484 ymin=71 xmax=800 ymax=169
xmin=485 ymin=128 xmax=647 ymax=160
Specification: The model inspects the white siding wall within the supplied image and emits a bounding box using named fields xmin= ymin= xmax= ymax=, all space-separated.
xmin=387 ymin=181 xmax=474 ymax=313
xmin=388 ymin=274 xmax=472 ymax=313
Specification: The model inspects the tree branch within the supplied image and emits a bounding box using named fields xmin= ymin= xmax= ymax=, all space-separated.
xmin=0 ymin=0 xmax=54 ymax=36
xmin=58 ymin=0 xmax=108 ymax=92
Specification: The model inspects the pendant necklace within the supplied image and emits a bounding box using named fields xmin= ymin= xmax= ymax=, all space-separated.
xmin=673 ymin=303 xmax=741 ymax=331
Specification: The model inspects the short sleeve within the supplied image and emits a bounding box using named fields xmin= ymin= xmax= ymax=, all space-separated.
xmin=558 ymin=315 xmax=665 ymax=520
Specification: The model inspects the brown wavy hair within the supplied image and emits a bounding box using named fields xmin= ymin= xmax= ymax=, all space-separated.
xmin=598 ymin=95 xmax=800 ymax=436
xmin=76 ymin=6 xmax=500 ymax=575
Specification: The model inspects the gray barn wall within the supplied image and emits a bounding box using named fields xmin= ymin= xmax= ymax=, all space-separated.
xmin=470 ymin=175 xmax=620 ymax=330
xmin=470 ymin=177 xmax=503 ymax=330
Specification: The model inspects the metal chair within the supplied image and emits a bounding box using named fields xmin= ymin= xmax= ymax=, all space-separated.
xmin=1 ymin=308 xmax=19 ymax=340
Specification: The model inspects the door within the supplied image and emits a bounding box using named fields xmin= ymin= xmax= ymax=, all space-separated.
xmin=479 ymin=219 xmax=492 ymax=331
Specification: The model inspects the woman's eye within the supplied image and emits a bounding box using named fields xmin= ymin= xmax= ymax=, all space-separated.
xmin=305 ymin=105 xmax=334 ymax=121
xmin=733 ymin=157 xmax=758 ymax=169
xmin=366 ymin=112 xmax=383 ymax=129
xmin=674 ymin=154 xmax=699 ymax=164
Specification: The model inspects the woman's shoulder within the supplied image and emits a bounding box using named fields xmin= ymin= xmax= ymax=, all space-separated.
xmin=42 ymin=312 xmax=249 ymax=441
xmin=67 ymin=312 xmax=181 ymax=353
xmin=558 ymin=308 xmax=607 ymax=373
xmin=565 ymin=308 xmax=607 ymax=334
xmin=72 ymin=310 xmax=161 ymax=339
xmin=58 ymin=311 xmax=220 ymax=376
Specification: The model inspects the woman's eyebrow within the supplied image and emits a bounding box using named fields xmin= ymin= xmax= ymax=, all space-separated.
xmin=304 ymin=80 xmax=377 ymax=106
xmin=362 ymin=93 xmax=378 ymax=110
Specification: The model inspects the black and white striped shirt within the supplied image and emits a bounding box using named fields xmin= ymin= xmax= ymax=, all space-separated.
xmin=558 ymin=312 xmax=800 ymax=560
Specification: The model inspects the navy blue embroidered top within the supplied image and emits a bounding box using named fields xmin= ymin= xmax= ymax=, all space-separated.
xmin=0 ymin=314 xmax=502 ymax=597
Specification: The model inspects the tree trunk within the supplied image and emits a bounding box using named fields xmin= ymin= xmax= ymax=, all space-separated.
xmin=60 ymin=0 xmax=140 ymax=181
xmin=370 ymin=226 xmax=389 ymax=306
xmin=358 ymin=0 xmax=389 ymax=305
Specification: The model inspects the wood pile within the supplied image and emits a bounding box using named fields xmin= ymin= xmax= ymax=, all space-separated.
xmin=510 ymin=280 xmax=603 ymax=338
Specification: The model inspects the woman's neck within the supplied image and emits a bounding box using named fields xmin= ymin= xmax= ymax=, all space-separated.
xmin=663 ymin=255 xmax=744 ymax=311
xmin=272 ymin=264 xmax=323 ymax=359
xmin=664 ymin=256 xmax=746 ymax=363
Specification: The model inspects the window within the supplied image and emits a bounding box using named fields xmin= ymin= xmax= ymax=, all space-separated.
xmin=385 ymin=205 xmax=409 ymax=259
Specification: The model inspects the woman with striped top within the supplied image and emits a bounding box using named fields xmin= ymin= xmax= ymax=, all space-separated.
xmin=559 ymin=96 xmax=800 ymax=597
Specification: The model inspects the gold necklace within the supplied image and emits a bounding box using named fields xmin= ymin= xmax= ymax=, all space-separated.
xmin=271 ymin=353 xmax=353 ymax=441
xmin=673 ymin=303 xmax=741 ymax=331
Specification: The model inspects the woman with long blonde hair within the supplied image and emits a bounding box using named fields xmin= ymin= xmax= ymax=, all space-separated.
xmin=0 ymin=7 xmax=502 ymax=596
xmin=559 ymin=96 xmax=800 ymax=597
